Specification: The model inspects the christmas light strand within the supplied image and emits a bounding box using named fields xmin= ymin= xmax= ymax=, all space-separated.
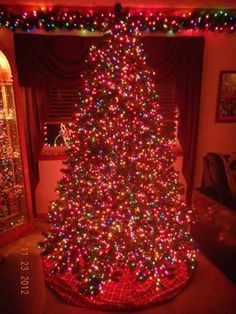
xmin=0 ymin=5 xmax=236 ymax=33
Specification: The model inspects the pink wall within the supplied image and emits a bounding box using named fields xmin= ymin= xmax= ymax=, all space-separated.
xmin=36 ymin=159 xmax=64 ymax=215
xmin=194 ymin=33 xmax=236 ymax=187
xmin=1 ymin=0 xmax=236 ymax=8
xmin=0 ymin=31 xmax=14 ymax=53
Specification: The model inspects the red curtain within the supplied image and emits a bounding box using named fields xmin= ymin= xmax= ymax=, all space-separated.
xmin=14 ymin=34 xmax=204 ymax=206
xmin=142 ymin=37 xmax=205 ymax=205
xmin=15 ymin=34 xmax=102 ymax=87
xmin=22 ymin=86 xmax=48 ymax=216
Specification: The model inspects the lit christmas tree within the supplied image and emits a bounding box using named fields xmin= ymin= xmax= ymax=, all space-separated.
xmin=40 ymin=17 xmax=196 ymax=310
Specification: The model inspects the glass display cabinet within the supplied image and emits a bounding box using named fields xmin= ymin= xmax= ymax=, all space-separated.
xmin=0 ymin=51 xmax=28 ymax=236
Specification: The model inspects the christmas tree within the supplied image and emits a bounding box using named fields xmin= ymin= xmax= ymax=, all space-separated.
xmin=40 ymin=18 xmax=196 ymax=310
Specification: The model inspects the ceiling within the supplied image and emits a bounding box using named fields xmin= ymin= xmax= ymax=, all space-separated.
xmin=1 ymin=0 xmax=236 ymax=9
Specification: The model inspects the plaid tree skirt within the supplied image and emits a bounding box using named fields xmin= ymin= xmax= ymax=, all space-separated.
xmin=43 ymin=259 xmax=191 ymax=310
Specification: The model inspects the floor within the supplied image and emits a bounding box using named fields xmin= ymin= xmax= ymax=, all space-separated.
xmin=1 ymin=221 xmax=236 ymax=314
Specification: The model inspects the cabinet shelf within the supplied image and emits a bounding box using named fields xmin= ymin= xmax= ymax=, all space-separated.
xmin=0 ymin=78 xmax=28 ymax=234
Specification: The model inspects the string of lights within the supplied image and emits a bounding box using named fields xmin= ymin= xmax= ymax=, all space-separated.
xmin=0 ymin=5 xmax=236 ymax=33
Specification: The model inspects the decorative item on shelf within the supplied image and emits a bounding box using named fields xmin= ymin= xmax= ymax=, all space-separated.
xmin=13 ymin=150 xmax=20 ymax=159
xmin=54 ymin=124 xmax=72 ymax=147
xmin=0 ymin=212 xmax=27 ymax=232
xmin=0 ymin=206 xmax=8 ymax=218
xmin=5 ymin=109 xmax=14 ymax=120
xmin=44 ymin=123 xmax=72 ymax=147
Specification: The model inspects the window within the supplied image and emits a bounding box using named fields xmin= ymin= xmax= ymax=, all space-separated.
xmin=48 ymin=86 xmax=78 ymax=122
xmin=44 ymin=81 xmax=179 ymax=147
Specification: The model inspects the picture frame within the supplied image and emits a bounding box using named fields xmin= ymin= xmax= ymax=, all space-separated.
xmin=216 ymin=71 xmax=236 ymax=122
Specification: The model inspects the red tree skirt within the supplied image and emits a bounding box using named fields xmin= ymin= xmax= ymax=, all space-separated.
xmin=42 ymin=260 xmax=191 ymax=310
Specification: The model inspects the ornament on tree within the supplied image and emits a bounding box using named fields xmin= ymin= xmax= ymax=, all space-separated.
xmin=39 ymin=13 xmax=197 ymax=310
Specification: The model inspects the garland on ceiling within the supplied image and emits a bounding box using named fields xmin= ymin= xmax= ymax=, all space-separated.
xmin=0 ymin=3 xmax=236 ymax=33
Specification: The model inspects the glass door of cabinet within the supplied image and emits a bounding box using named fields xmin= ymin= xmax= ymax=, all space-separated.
xmin=0 ymin=51 xmax=27 ymax=232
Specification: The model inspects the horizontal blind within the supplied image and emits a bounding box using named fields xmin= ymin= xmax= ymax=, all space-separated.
xmin=44 ymin=81 xmax=178 ymax=147
xmin=47 ymin=86 xmax=78 ymax=122
xmin=46 ymin=82 xmax=177 ymax=123
xmin=157 ymin=81 xmax=178 ymax=141
xmin=157 ymin=81 xmax=177 ymax=121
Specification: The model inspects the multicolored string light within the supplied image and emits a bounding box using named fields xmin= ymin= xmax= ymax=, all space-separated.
xmin=39 ymin=18 xmax=196 ymax=297
xmin=0 ymin=4 xmax=236 ymax=33
xmin=0 ymin=118 xmax=14 ymax=217
xmin=0 ymin=104 xmax=26 ymax=229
